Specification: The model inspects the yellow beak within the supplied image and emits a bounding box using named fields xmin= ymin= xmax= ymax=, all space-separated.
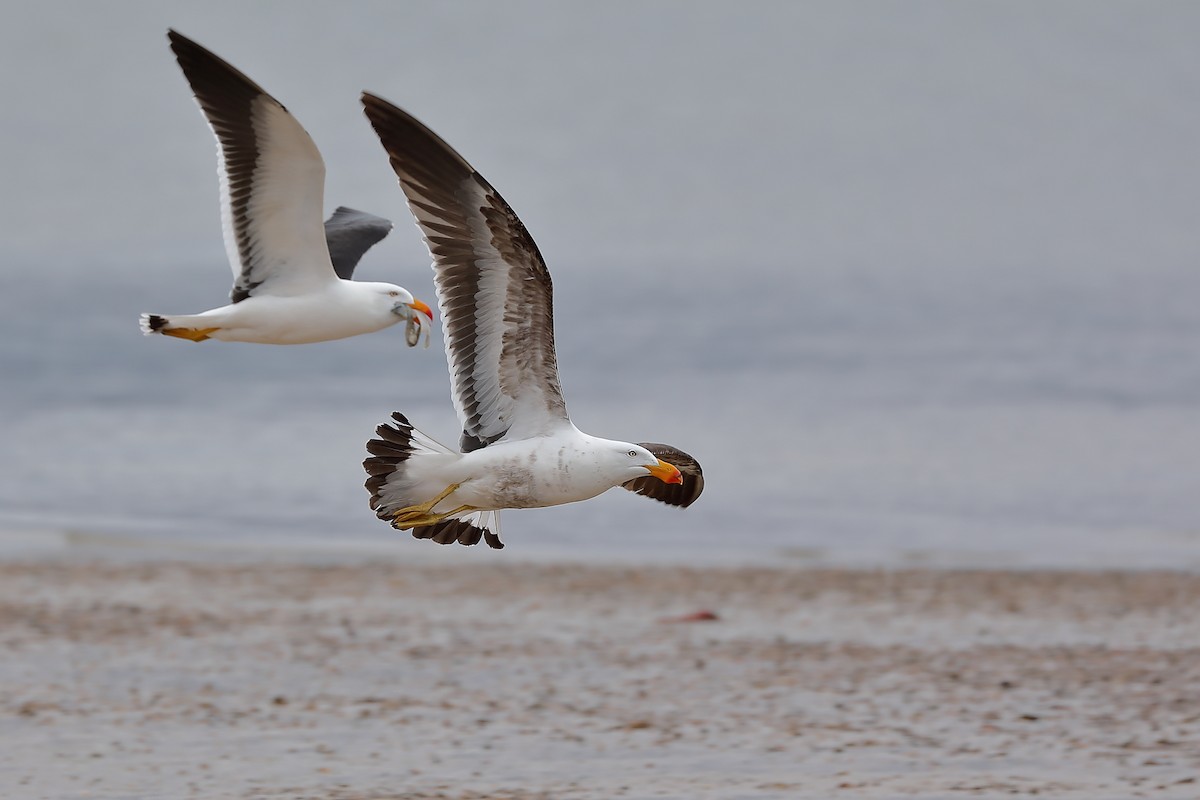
xmin=645 ymin=459 xmax=684 ymax=485
xmin=408 ymin=299 xmax=434 ymax=320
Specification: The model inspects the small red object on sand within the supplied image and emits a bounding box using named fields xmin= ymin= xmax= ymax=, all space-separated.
xmin=658 ymin=610 xmax=720 ymax=624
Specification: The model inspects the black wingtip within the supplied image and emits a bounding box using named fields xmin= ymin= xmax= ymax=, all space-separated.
xmin=166 ymin=28 xmax=274 ymax=105
xmin=166 ymin=29 xmax=199 ymax=59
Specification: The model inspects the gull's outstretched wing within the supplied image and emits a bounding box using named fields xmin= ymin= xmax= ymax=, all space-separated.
xmin=323 ymin=206 xmax=393 ymax=280
xmin=621 ymin=443 xmax=705 ymax=508
xmin=169 ymin=30 xmax=336 ymax=302
xmin=362 ymin=92 xmax=568 ymax=449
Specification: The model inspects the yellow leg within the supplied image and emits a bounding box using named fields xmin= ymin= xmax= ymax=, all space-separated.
xmin=390 ymin=483 xmax=480 ymax=529
xmin=393 ymin=504 xmax=480 ymax=530
xmin=162 ymin=327 xmax=220 ymax=342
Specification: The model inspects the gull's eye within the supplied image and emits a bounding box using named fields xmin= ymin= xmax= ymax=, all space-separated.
xmin=388 ymin=291 xmax=400 ymax=297
xmin=627 ymin=450 xmax=638 ymax=458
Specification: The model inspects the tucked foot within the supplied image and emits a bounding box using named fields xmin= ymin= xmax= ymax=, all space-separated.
xmin=393 ymin=503 xmax=479 ymax=529
xmin=390 ymin=483 xmax=479 ymax=530
xmin=161 ymin=326 xmax=221 ymax=342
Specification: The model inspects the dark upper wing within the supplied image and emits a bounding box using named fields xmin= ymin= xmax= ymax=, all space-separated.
xmin=323 ymin=206 xmax=393 ymax=280
xmin=168 ymin=30 xmax=335 ymax=302
xmin=361 ymin=92 xmax=568 ymax=447
xmin=621 ymin=443 xmax=705 ymax=508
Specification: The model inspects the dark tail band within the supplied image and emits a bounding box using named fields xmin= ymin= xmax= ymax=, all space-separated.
xmin=364 ymin=412 xmax=504 ymax=549
xmin=364 ymin=412 xmax=416 ymax=515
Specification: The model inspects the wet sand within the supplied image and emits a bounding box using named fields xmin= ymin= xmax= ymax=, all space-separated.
xmin=2 ymin=556 xmax=1199 ymax=799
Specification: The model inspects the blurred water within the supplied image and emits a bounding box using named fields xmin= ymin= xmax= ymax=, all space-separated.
xmin=3 ymin=259 xmax=1198 ymax=568
xmin=2 ymin=2 xmax=1199 ymax=567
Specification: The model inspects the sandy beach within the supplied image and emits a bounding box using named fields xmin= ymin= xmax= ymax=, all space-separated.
xmin=2 ymin=554 xmax=1199 ymax=799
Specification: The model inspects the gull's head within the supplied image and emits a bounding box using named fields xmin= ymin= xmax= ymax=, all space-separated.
xmin=376 ymin=284 xmax=432 ymax=323
xmin=611 ymin=443 xmax=684 ymax=485
xmin=370 ymin=283 xmax=434 ymax=348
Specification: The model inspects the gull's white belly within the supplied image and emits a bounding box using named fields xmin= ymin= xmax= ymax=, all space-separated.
xmin=205 ymin=287 xmax=395 ymax=344
xmin=450 ymin=437 xmax=616 ymax=510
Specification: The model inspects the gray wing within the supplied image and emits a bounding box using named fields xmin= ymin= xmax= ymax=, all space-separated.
xmin=621 ymin=444 xmax=705 ymax=508
xmin=324 ymin=206 xmax=393 ymax=280
xmin=362 ymin=92 xmax=568 ymax=448
xmin=168 ymin=30 xmax=335 ymax=303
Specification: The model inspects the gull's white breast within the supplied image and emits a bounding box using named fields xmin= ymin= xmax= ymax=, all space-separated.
xmin=205 ymin=282 xmax=395 ymax=344
xmin=451 ymin=433 xmax=618 ymax=510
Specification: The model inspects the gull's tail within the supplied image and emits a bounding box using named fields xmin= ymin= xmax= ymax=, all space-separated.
xmin=140 ymin=314 xmax=169 ymax=334
xmin=364 ymin=412 xmax=504 ymax=549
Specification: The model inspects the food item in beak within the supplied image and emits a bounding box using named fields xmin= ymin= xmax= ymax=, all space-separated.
xmin=405 ymin=314 xmax=430 ymax=348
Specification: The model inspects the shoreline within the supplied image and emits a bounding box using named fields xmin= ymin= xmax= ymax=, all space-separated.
xmin=4 ymin=522 xmax=1200 ymax=574
xmin=3 ymin=556 xmax=1200 ymax=798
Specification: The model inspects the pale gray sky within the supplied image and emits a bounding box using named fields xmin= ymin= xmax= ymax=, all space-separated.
xmin=4 ymin=2 xmax=1198 ymax=284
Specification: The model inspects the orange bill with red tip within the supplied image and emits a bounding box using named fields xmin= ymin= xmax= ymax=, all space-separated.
xmin=409 ymin=299 xmax=433 ymax=320
xmin=645 ymin=459 xmax=684 ymax=485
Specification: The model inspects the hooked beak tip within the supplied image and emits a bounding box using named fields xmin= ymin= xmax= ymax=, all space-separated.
xmin=408 ymin=299 xmax=434 ymax=321
xmin=647 ymin=459 xmax=684 ymax=485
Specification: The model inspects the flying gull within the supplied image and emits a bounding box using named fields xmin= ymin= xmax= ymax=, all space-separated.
xmin=361 ymin=93 xmax=703 ymax=550
xmin=140 ymin=31 xmax=432 ymax=345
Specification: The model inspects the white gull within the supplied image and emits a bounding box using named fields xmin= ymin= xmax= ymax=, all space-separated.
xmin=360 ymin=93 xmax=703 ymax=550
xmin=140 ymin=31 xmax=431 ymax=345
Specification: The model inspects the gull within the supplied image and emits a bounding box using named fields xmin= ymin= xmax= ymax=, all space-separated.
xmin=140 ymin=31 xmax=431 ymax=345
xmin=360 ymin=93 xmax=704 ymax=550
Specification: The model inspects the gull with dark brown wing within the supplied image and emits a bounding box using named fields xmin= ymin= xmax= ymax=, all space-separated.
xmin=140 ymin=31 xmax=431 ymax=345
xmin=361 ymin=93 xmax=703 ymax=550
